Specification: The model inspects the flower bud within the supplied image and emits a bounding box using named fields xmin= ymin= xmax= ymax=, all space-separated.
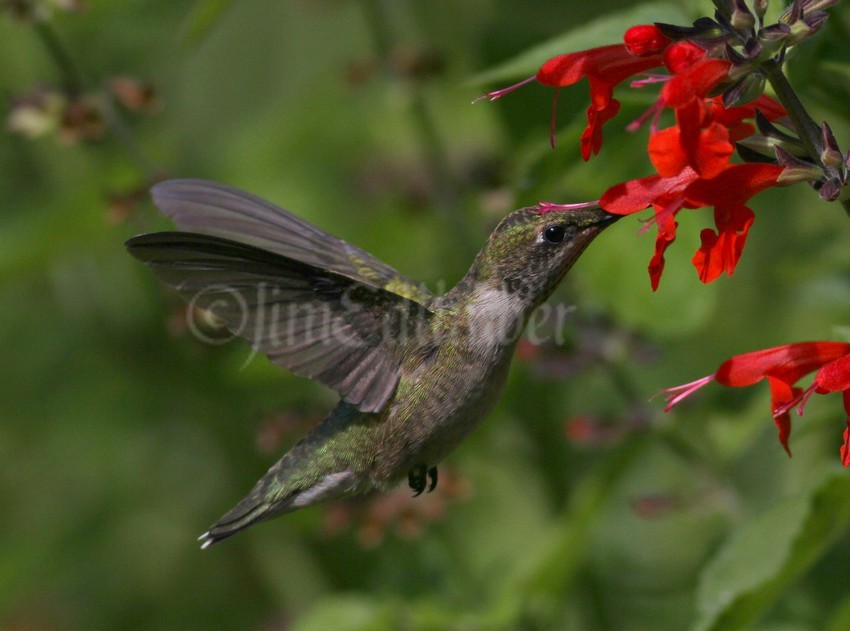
xmin=818 ymin=177 xmax=842 ymax=201
xmin=623 ymin=24 xmax=671 ymax=56
xmin=820 ymin=122 xmax=843 ymax=167
xmin=775 ymin=146 xmax=822 ymax=183
xmin=730 ymin=0 xmax=756 ymax=31
xmin=722 ymin=72 xmax=766 ymax=108
xmin=662 ymin=41 xmax=706 ymax=73
xmin=760 ymin=23 xmax=792 ymax=40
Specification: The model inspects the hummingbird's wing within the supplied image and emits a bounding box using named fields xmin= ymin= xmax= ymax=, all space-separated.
xmin=126 ymin=232 xmax=433 ymax=413
xmin=149 ymin=179 xmax=433 ymax=303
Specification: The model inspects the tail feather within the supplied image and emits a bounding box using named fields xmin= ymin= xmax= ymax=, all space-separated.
xmin=198 ymin=402 xmax=379 ymax=548
xmin=199 ymin=469 xmax=361 ymax=548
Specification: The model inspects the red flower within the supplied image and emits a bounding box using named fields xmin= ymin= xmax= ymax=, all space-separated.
xmin=601 ymin=157 xmax=784 ymax=290
xmin=536 ymin=45 xmax=665 ymax=158
xmin=599 ymin=48 xmax=786 ymax=290
xmin=662 ymin=342 xmax=850 ymax=464
xmin=476 ymin=27 xmax=670 ymax=158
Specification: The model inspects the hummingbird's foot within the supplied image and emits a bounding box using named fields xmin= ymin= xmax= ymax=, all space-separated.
xmin=427 ymin=466 xmax=438 ymax=493
xmin=409 ymin=464 xmax=427 ymax=496
xmin=408 ymin=464 xmax=439 ymax=497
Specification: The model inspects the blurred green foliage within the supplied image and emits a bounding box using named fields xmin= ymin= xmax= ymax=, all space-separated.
xmin=1 ymin=0 xmax=850 ymax=629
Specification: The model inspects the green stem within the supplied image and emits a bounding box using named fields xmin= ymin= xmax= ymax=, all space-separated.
xmin=33 ymin=20 xmax=84 ymax=95
xmin=763 ymin=58 xmax=823 ymax=168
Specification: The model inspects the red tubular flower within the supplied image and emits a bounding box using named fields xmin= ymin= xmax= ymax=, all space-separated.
xmin=536 ymin=45 xmax=665 ymax=158
xmin=662 ymin=342 xmax=850 ymax=463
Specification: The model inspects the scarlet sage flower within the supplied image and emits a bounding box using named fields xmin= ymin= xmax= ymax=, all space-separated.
xmin=536 ymin=44 xmax=665 ymax=158
xmin=662 ymin=342 xmax=850 ymax=465
xmin=477 ymin=25 xmax=670 ymax=158
xmin=599 ymin=51 xmax=787 ymax=289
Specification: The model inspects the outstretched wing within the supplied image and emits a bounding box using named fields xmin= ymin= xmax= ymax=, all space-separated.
xmin=126 ymin=232 xmax=433 ymax=413
xmin=150 ymin=179 xmax=432 ymax=303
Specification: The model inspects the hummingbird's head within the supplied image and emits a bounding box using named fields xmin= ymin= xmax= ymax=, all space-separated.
xmin=472 ymin=204 xmax=619 ymax=306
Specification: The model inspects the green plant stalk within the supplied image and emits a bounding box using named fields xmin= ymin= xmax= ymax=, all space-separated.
xmin=33 ymin=20 xmax=84 ymax=94
xmin=763 ymin=59 xmax=850 ymax=219
xmin=763 ymin=59 xmax=822 ymax=164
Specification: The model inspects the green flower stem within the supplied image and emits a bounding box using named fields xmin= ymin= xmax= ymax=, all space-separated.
xmin=763 ymin=59 xmax=823 ymax=172
xmin=763 ymin=59 xmax=850 ymax=219
xmin=33 ymin=21 xmax=84 ymax=95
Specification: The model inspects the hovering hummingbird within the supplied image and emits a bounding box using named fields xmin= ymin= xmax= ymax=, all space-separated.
xmin=126 ymin=179 xmax=618 ymax=547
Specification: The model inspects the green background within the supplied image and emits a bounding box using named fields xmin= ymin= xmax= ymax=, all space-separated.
xmin=2 ymin=1 xmax=850 ymax=629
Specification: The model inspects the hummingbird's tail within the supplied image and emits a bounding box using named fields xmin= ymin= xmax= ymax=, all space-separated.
xmin=198 ymin=468 xmax=360 ymax=548
xmin=198 ymin=403 xmax=378 ymax=548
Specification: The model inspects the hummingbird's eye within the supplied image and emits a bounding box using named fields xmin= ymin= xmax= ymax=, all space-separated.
xmin=542 ymin=225 xmax=567 ymax=244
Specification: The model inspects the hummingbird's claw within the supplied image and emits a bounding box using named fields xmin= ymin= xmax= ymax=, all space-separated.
xmin=408 ymin=464 xmax=439 ymax=496
xmin=408 ymin=464 xmax=427 ymax=496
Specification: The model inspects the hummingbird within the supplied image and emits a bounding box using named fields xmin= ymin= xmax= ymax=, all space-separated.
xmin=126 ymin=179 xmax=618 ymax=547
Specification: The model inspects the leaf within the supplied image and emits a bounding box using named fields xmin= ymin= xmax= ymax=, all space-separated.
xmin=692 ymin=469 xmax=850 ymax=631
xmin=181 ymin=0 xmax=239 ymax=47
xmin=820 ymin=61 xmax=850 ymax=83
xmin=469 ymin=2 xmax=691 ymax=86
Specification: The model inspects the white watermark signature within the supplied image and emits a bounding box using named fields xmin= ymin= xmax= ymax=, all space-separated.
xmin=183 ymin=281 xmax=578 ymax=368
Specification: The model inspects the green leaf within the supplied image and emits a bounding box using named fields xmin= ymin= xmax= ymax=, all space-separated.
xmin=820 ymin=61 xmax=850 ymax=83
xmin=692 ymin=469 xmax=850 ymax=631
xmin=470 ymin=2 xmax=692 ymax=86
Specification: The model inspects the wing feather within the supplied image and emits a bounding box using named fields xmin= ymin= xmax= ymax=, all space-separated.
xmin=126 ymin=231 xmax=432 ymax=413
xmin=151 ymin=179 xmax=432 ymax=302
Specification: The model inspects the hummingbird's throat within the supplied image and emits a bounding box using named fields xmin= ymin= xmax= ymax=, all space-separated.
xmin=464 ymin=286 xmax=529 ymax=357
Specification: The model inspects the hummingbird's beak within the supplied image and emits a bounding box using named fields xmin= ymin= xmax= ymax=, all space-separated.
xmin=575 ymin=206 xmax=621 ymax=238
xmin=589 ymin=207 xmax=621 ymax=228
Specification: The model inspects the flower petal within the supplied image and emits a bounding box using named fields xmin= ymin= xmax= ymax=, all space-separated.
xmin=768 ymin=376 xmax=798 ymax=457
xmin=684 ymin=163 xmax=785 ymax=207
xmin=649 ymin=214 xmax=677 ymax=291
xmin=648 ymin=127 xmax=687 ymax=177
xmin=600 ymin=167 xmax=698 ymax=214
xmin=714 ymin=342 xmax=850 ymax=388
xmin=694 ymin=123 xmax=734 ymax=179
xmin=814 ymin=353 xmax=850 ymax=393
xmin=581 ymin=93 xmax=621 ymax=160
xmin=692 ymin=204 xmax=755 ymax=283
xmin=662 ymin=58 xmax=731 ymax=108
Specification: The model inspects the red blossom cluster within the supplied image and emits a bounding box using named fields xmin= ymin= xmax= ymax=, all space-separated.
xmin=481 ymin=23 xmax=791 ymax=290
